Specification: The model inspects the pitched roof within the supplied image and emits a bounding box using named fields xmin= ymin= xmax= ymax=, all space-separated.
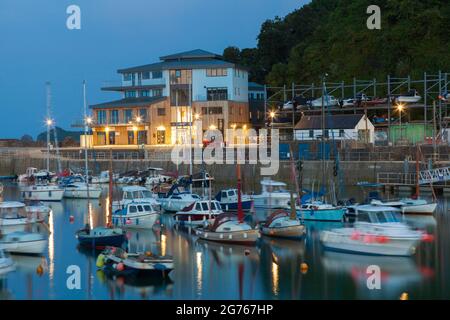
xmin=159 ymin=49 xmax=221 ymax=61
xmin=295 ymin=114 xmax=366 ymax=130
xmin=90 ymin=96 xmax=166 ymax=109
xmin=117 ymin=49 xmax=245 ymax=73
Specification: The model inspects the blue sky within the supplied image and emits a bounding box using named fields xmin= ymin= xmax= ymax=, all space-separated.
xmin=0 ymin=0 xmax=307 ymax=139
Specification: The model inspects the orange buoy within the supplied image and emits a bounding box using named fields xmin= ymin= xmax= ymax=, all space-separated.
xmin=400 ymin=292 xmax=409 ymax=300
xmin=300 ymin=262 xmax=308 ymax=274
xmin=36 ymin=264 xmax=44 ymax=276
xmin=145 ymin=251 xmax=152 ymax=257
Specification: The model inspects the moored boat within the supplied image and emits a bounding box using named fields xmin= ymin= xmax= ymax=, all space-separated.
xmin=252 ymin=179 xmax=294 ymax=210
xmin=20 ymin=184 xmax=64 ymax=201
xmin=320 ymin=205 xmax=431 ymax=256
xmin=260 ymin=209 xmax=305 ymax=239
xmin=0 ymin=231 xmax=48 ymax=255
xmin=98 ymin=246 xmax=173 ymax=276
xmin=63 ymin=182 xmax=102 ymax=199
xmin=0 ymin=249 xmax=15 ymax=275
xmin=0 ymin=201 xmax=47 ymax=226
xmin=297 ymin=201 xmax=347 ymax=221
xmin=173 ymin=200 xmax=223 ymax=226
xmin=112 ymin=186 xmax=160 ymax=211
xmin=215 ymin=188 xmax=253 ymax=212
xmin=159 ymin=187 xmax=201 ymax=213
xmin=76 ymin=225 xmax=126 ymax=249
xmin=112 ymin=202 xmax=160 ymax=229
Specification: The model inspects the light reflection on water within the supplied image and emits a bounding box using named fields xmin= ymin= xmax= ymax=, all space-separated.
xmin=0 ymin=184 xmax=449 ymax=299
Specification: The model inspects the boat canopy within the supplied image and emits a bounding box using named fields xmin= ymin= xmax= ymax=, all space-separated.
xmin=264 ymin=210 xmax=289 ymax=227
xmin=0 ymin=201 xmax=26 ymax=209
xmin=209 ymin=213 xmax=237 ymax=231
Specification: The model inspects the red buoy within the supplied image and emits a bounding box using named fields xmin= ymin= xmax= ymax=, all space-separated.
xmin=69 ymin=215 xmax=75 ymax=223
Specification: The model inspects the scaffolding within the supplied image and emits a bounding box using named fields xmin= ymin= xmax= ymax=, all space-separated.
xmin=265 ymin=71 xmax=450 ymax=145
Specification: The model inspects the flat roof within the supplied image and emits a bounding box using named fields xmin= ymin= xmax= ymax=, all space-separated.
xmin=90 ymin=96 xmax=166 ymax=109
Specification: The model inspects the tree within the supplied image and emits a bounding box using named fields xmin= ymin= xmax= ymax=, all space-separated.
xmin=223 ymin=46 xmax=241 ymax=63
xmin=20 ymin=134 xmax=34 ymax=147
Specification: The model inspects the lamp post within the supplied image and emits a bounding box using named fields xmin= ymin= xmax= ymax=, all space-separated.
xmin=397 ymin=104 xmax=404 ymax=141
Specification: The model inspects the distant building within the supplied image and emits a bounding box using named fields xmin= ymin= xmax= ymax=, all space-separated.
xmin=294 ymin=114 xmax=375 ymax=143
xmin=248 ymin=82 xmax=266 ymax=130
xmin=90 ymin=49 xmax=250 ymax=146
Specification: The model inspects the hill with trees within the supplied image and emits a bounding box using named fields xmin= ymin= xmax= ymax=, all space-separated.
xmin=224 ymin=0 xmax=450 ymax=87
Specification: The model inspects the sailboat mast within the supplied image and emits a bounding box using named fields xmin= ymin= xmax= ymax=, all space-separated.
xmin=108 ymin=148 xmax=113 ymax=227
xmin=46 ymin=82 xmax=51 ymax=172
xmin=237 ymin=164 xmax=243 ymax=223
xmin=321 ymin=79 xmax=326 ymax=193
xmin=83 ymin=81 xmax=90 ymax=198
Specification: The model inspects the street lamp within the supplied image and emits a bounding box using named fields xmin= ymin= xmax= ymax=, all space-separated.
xmin=136 ymin=116 xmax=142 ymax=124
xmin=46 ymin=118 xmax=53 ymax=126
xmin=397 ymin=104 xmax=405 ymax=140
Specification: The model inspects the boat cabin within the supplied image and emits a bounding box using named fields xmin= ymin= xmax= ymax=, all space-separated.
xmin=182 ymin=200 xmax=222 ymax=213
xmin=260 ymin=180 xmax=288 ymax=193
xmin=122 ymin=186 xmax=154 ymax=200
xmin=115 ymin=202 xmax=156 ymax=216
xmin=355 ymin=205 xmax=401 ymax=223
xmin=0 ymin=202 xmax=27 ymax=218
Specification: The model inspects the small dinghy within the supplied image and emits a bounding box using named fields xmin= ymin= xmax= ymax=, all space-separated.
xmin=76 ymin=225 xmax=126 ymax=249
xmin=98 ymin=246 xmax=173 ymax=277
xmin=112 ymin=202 xmax=160 ymax=229
xmin=195 ymin=164 xmax=259 ymax=245
xmin=0 ymin=249 xmax=15 ymax=275
xmin=0 ymin=231 xmax=48 ymax=255
xmin=260 ymin=209 xmax=305 ymax=239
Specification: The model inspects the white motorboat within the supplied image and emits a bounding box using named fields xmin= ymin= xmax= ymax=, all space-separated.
xmin=320 ymin=205 xmax=429 ymax=256
xmin=63 ymin=182 xmax=102 ymax=199
xmin=0 ymin=232 xmax=48 ymax=255
xmin=371 ymin=198 xmax=437 ymax=215
xmin=112 ymin=202 xmax=160 ymax=229
xmin=0 ymin=201 xmax=48 ymax=226
xmin=20 ymin=184 xmax=64 ymax=201
xmin=91 ymin=171 xmax=112 ymax=184
xmin=311 ymin=95 xmax=339 ymax=107
xmin=252 ymin=179 xmax=294 ymax=211
xmin=296 ymin=201 xmax=347 ymax=221
xmin=112 ymin=186 xmax=160 ymax=211
xmin=260 ymin=209 xmax=305 ymax=239
xmin=173 ymin=200 xmax=223 ymax=226
xmin=18 ymin=167 xmax=54 ymax=183
xmin=397 ymin=90 xmax=421 ymax=103
xmin=195 ymin=213 xmax=260 ymax=244
xmin=0 ymin=249 xmax=15 ymax=275
xmin=160 ymin=192 xmax=202 ymax=212
xmin=144 ymin=167 xmax=173 ymax=186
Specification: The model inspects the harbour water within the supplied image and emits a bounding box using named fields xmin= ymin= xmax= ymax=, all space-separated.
xmin=1 ymin=184 xmax=449 ymax=300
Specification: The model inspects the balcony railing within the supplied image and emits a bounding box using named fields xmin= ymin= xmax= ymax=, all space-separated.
xmin=195 ymin=94 xmax=232 ymax=102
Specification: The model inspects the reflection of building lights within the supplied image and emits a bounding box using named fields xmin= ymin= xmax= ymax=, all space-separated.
xmin=161 ymin=234 xmax=167 ymax=256
xmin=271 ymin=261 xmax=279 ymax=296
xmin=196 ymin=252 xmax=203 ymax=294
xmin=132 ymin=126 xmax=138 ymax=132
xmin=231 ymin=123 xmax=237 ymax=129
xmin=48 ymin=209 xmax=55 ymax=281
xmin=157 ymin=125 xmax=166 ymax=131
xmin=209 ymin=125 xmax=217 ymax=130
xmin=194 ymin=113 xmax=200 ymax=120
xmin=243 ymin=124 xmax=247 ymax=130
xmin=105 ymin=127 xmax=110 ymax=133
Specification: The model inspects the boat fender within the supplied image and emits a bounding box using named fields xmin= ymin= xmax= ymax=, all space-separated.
xmin=69 ymin=215 xmax=75 ymax=223
xmin=375 ymin=235 xmax=389 ymax=244
xmin=116 ymin=262 xmax=125 ymax=272
xmin=421 ymin=233 xmax=435 ymax=243
xmin=145 ymin=251 xmax=152 ymax=257
xmin=300 ymin=262 xmax=308 ymax=274
xmin=96 ymin=254 xmax=105 ymax=268
xmin=350 ymin=231 xmax=361 ymax=240
xmin=126 ymin=219 xmax=132 ymax=225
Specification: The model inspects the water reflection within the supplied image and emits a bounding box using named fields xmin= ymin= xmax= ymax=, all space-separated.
xmin=0 ymin=184 xmax=450 ymax=299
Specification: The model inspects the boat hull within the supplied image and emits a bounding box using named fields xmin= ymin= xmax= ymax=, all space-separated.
xmin=219 ymin=199 xmax=253 ymax=212
xmin=64 ymin=188 xmax=102 ymax=199
xmin=196 ymin=229 xmax=260 ymax=245
xmin=261 ymin=224 xmax=306 ymax=239
xmin=173 ymin=214 xmax=215 ymax=226
xmin=0 ymin=239 xmax=48 ymax=255
xmin=77 ymin=234 xmax=125 ymax=249
xmin=320 ymin=231 xmax=419 ymax=256
xmin=402 ymin=203 xmax=437 ymax=215
xmin=21 ymin=188 xmax=64 ymax=201
xmin=113 ymin=213 xmax=159 ymax=229
xmin=298 ymin=208 xmax=346 ymax=221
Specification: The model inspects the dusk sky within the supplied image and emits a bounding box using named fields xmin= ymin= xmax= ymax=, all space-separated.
xmin=0 ymin=0 xmax=306 ymax=139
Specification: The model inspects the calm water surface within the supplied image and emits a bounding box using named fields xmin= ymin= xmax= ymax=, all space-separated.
xmin=1 ymin=184 xmax=449 ymax=300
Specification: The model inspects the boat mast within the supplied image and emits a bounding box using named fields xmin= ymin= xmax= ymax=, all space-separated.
xmin=237 ymin=163 xmax=243 ymax=223
xmin=46 ymin=82 xmax=51 ymax=172
xmin=289 ymin=144 xmax=301 ymax=221
xmin=108 ymin=148 xmax=113 ymax=227
xmin=321 ymin=77 xmax=326 ymax=199
xmin=415 ymin=144 xmax=420 ymax=198
xmin=83 ymin=81 xmax=90 ymax=198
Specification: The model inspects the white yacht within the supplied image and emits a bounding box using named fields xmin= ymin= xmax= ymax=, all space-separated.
xmin=63 ymin=182 xmax=102 ymax=199
xmin=320 ymin=205 xmax=428 ymax=256
xmin=112 ymin=202 xmax=160 ymax=229
xmin=91 ymin=171 xmax=112 ymax=184
xmin=0 ymin=201 xmax=48 ymax=226
xmin=112 ymin=186 xmax=160 ymax=211
xmin=371 ymin=198 xmax=437 ymax=215
xmin=0 ymin=232 xmax=48 ymax=255
xmin=173 ymin=200 xmax=223 ymax=226
xmin=160 ymin=192 xmax=202 ymax=212
xmin=20 ymin=184 xmax=64 ymax=201
xmin=252 ymin=179 xmax=294 ymax=210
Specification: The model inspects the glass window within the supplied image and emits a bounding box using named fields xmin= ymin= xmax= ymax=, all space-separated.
xmin=140 ymin=90 xmax=150 ymax=97
xmin=143 ymin=205 xmax=151 ymax=211
xmin=157 ymin=108 xmax=166 ymax=116
xmin=125 ymin=91 xmax=136 ymax=98
xmin=309 ymin=130 xmax=314 ymax=138
xmin=142 ymin=72 xmax=150 ymax=80
xmin=123 ymin=109 xmax=133 ymax=123
xmin=139 ymin=108 xmax=147 ymax=122
xmin=110 ymin=110 xmax=119 ymax=124
xmin=339 ymin=129 xmax=345 ymax=137
xmin=206 ymin=68 xmax=227 ymax=77
xmin=137 ymin=205 xmax=144 ymax=212
xmin=97 ymin=110 xmax=107 ymax=124
xmin=195 ymin=203 xmax=202 ymax=211
xmin=152 ymin=71 xmax=162 ymax=79
xmin=221 ymin=191 xmax=227 ymax=198
xmin=152 ymin=89 xmax=162 ymax=97
xmin=207 ymin=88 xmax=228 ymax=101
xmin=129 ymin=206 xmax=137 ymax=213
xmin=208 ymin=107 xmax=222 ymax=115
xmin=201 ymin=202 xmax=208 ymax=211
xmin=228 ymin=190 xmax=235 ymax=197
xmin=123 ymin=73 xmax=132 ymax=81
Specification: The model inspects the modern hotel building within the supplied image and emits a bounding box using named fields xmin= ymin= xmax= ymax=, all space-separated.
xmin=90 ymin=49 xmax=251 ymax=146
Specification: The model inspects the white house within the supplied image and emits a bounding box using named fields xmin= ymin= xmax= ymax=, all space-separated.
xmin=294 ymin=114 xmax=375 ymax=143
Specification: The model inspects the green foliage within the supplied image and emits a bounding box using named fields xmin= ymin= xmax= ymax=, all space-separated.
xmin=224 ymin=0 xmax=450 ymax=86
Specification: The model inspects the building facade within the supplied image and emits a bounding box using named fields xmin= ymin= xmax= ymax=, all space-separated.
xmin=90 ymin=49 xmax=250 ymax=146
xmin=294 ymin=114 xmax=375 ymax=143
